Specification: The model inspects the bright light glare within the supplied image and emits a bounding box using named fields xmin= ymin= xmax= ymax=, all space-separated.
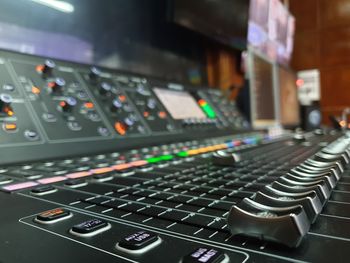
xmin=30 ymin=0 xmax=74 ymax=13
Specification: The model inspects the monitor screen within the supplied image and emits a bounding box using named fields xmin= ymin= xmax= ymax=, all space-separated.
xmin=250 ymin=53 xmax=276 ymax=127
xmin=248 ymin=0 xmax=294 ymax=65
xmin=278 ymin=66 xmax=300 ymax=126
xmin=172 ymin=0 xmax=250 ymax=49
xmin=153 ymin=88 xmax=206 ymax=120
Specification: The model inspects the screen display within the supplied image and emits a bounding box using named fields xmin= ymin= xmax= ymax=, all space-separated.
xmin=251 ymin=54 xmax=276 ymax=126
xmin=278 ymin=66 xmax=300 ymax=126
xmin=153 ymin=88 xmax=206 ymax=120
xmin=248 ymin=0 xmax=294 ymax=65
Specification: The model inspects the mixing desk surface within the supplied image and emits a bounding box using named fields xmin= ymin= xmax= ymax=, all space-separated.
xmin=0 ymin=50 xmax=350 ymax=263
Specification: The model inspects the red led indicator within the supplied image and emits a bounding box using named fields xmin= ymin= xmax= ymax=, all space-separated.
xmin=296 ymin=79 xmax=304 ymax=87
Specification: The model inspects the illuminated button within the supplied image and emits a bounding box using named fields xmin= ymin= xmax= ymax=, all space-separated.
xmin=35 ymin=208 xmax=72 ymax=224
xmin=119 ymin=95 xmax=127 ymax=102
xmin=48 ymin=77 xmax=65 ymax=93
xmin=158 ymin=111 xmax=167 ymax=119
xmin=3 ymin=123 xmax=17 ymax=132
xmin=24 ymin=129 xmax=39 ymax=141
xmin=116 ymin=231 xmax=161 ymax=254
xmin=3 ymin=84 xmax=15 ymax=92
xmin=115 ymin=122 xmax=127 ymax=136
xmin=31 ymin=185 xmax=57 ymax=196
xmin=181 ymin=247 xmax=229 ymax=263
xmin=70 ymin=218 xmax=111 ymax=237
xmin=31 ymin=86 xmax=41 ymax=95
xmin=84 ymin=102 xmax=94 ymax=109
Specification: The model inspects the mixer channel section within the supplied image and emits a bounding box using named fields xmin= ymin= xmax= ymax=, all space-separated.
xmin=10 ymin=59 xmax=112 ymax=142
xmin=80 ymin=69 xmax=149 ymax=137
xmin=118 ymin=76 xmax=176 ymax=134
xmin=0 ymin=60 xmax=42 ymax=145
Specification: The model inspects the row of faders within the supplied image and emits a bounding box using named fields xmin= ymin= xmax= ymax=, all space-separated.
xmin=225 ymin=134 xmax=350 ymax=247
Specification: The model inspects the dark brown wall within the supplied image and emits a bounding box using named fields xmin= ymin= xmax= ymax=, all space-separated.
xmin=290 ymin=0 xmax=350 ymax=124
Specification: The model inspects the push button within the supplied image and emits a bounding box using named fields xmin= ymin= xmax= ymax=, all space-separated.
xmin=70 ymin=218 xmax=111 ymax=237
xmin=181 ymin=247 xmax=229 ymax=263
xmin=116 ymin=230 xmax=161 ymax=254
xmin=31 ymin=185 xmax=57 ymax=196
xmin=35 ymin=208 xmax=72 ymax=224
xmin=3 ymin=123 xmax=17 ymax=132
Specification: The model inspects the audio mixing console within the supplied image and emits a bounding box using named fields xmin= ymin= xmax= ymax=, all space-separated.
xmin=0 ymin=50 xmax=350 ymax=263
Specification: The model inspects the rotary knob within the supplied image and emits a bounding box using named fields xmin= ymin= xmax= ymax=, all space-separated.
xmin=111 ymin=98 xmax=123 ymax=112
xmin=59 ymin=97 xmax=77 ymax=113
xmin=0 ymin=93 xmax=13 ymax=115
xmin=48 ymin=78 xmax=65 ymax=93
xmin=89 ymin=67 xmax=101 ymax=82
xmin=36 ymin=60 xmax=55 ymax=76
xmin=99 ymin=82 xmax=112 ymax=95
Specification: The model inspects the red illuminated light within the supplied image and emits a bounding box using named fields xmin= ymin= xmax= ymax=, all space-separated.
xmin=296 ymin=79 xmax=304 ymax=87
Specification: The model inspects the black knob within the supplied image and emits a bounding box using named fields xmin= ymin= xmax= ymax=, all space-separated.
xmin=37 ymin=60 xmax=55 ymax=76
xmin=89 ymin=67 xmax=101 ymax=82
xmin=59 ymin=97 xmax=77 ymax=112
xmin=48 ymin=78 xmax=65 ymax=93
xmin=99 ymin=82 xmax=112 ymax=95
xmin=111 ymin=98 xmax=123 ymax=112
xmin=0 ymin=93 xmax=13 ymax=114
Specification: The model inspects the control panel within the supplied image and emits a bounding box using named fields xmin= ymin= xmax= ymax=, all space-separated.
xmin=10 ymin=59 xmax=110 ymax=141
xmin=0 ymin=58 xmax=41 ymax=145
xmin=0 ymin=49 xmax=248 ymax=163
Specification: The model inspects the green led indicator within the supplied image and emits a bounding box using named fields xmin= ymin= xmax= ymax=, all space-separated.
xmin=161 ymin=154 xmax=174 ymax=161
xmin=146 ymin=157 xmax=163 ymax=163
xmin=177 ymin=151 xmax=189 ymax=157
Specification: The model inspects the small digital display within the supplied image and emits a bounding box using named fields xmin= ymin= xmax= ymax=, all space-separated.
xmin=153 ymin=88 xmax=206 ymax=120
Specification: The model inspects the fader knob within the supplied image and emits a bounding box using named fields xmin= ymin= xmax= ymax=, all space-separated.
xmin=48 ymin=78 xmax=65 ymax=93
xmin=89 ymin=67 xmax=101 ymax=82
xmin=0 ymin=93 xmax=13 ymax=114
xmin=59 ymin=97 xmax=77 ymax=112
xmin=36 ymin=60 xmax=55 ymax=76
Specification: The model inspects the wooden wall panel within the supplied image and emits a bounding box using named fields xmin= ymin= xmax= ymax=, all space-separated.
xmin=290 ymin=0 xmax=319 ymax=31
xmin=320 ymin=27 xmax=350 ymax=67
xmin=290 ymin=0 xmax=350 ymax=125
xmin=292 ymin=31 xmax=320 ymax=70
xmin=320 ymin=67 xmax=350 ymax=107
xmin=320 ymin=0 xmax=350 ymax=28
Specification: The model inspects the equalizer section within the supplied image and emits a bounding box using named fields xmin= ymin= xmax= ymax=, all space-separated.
xmin=80 ymin=68 xmax=149 ymax=137
xmin=10 ymin=59 xmax=111 ymax=141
